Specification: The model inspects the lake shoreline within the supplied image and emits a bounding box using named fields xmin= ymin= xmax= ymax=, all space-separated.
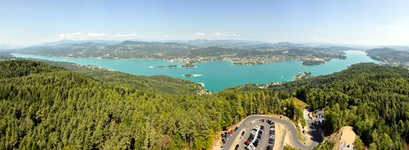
xmin=10 ymin=50 xmax=380 ymax=92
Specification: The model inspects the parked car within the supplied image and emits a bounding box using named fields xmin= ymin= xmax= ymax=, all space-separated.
xmin=253 ymin=138 xmax=260 ymax=147
xmin=240 ymin=131 xmax=245 ymax=139
xmin=258 ymin=130 xmax=263 ymax=135
xmin=252 ymin=125 xmax=259 ymax=131
xmin=260 ymin=125 xmax=265 ymax=131
xmin=248 ymin=133 xmax=255 ymax=141
xmin=266 ymin=119 xmax=273 ymax=125
xmin=250 ymin=144 xmax=256 ymax=150
xmin=268 ymin=138 xmax=274 ymax=144
xmin=270 ymin=126 xmax=275 ymax=131
xmin=244 ymin=140 xmax=250 ymax=146
xmin=257 ymin=133 xmax=262 ymax=139
xmin=266 ymin=145 xmax=273 ymax=150
xmin=235 ymin=144 xmax=239 ymax=150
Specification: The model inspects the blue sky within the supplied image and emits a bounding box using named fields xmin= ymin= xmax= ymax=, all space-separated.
xmin=1 ymin=0 xmax=409 ymax=46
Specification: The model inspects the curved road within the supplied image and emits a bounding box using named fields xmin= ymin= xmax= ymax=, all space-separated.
xmin=224 ymin=115 xmax=319 ymax=150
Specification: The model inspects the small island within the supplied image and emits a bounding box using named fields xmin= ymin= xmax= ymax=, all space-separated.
xmin=302 ymin=60 xmax=326 ymax=66
xmin=181 ymin=63 xmax=196 ymax=68
xmin=184 ymin=74 xmax=195 ymax=77
xmin=183 ymin=74 xmax=202 ymax=77
xmin=302 ymin=58 xmax=329 ymax=66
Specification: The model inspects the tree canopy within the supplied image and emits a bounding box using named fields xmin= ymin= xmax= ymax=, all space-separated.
xmin=1 ymin=60 xmax=408 ymax=149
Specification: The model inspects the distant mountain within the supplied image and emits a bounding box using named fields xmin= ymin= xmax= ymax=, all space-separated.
xmin=379 ymin=46 xmax=409 ymax=51
xmin=366 ymin=47 xmax=397 ymax=54
xmin=171 ymin=39 xmax=275 ymax=49
xmin=12 ymin=40 xmax=347 ymax=65
xmin=40 ymin=40 xmax=121 ymax=46
xmin=272 ymin=41 xmax=305 ymax=48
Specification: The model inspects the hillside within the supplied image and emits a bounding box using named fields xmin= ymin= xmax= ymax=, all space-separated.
xmin=0 ymin=60 xmax=286 ymax=149
xmin=273 ymin=63 xmax=409 ymax=149
xmin=49 ymin=61 xmax=205 ymax=95
xmin=367 ymin=47 xmax=409 ymax=69
xmin=1 ymin=60 xmax=408 ymax=149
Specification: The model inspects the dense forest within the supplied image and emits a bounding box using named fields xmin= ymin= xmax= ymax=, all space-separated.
xmin=1 ymin=60 xmax=408 ymax=149
xmin=274 ymin=63 xmax=409 ymax=149
xmin=0 ymin=60 xmax=286 ymax=149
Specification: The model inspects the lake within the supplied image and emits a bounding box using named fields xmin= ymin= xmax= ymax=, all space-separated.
xmin=12 ymin=50 xmax=380 ymax=91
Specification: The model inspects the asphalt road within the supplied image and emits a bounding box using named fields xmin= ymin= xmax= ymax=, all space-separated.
xmin=223 ymin=115 xmax=319 ymax=150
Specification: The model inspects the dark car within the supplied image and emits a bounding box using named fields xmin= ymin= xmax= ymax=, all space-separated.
xmin=235 ymin=144 xmax=239 ymax=150
xmin=257 ymin=133 xmax=262 ymax=139
xmin=241 ymin=131 xmax=245 ymax=136
xmin=267 ymin=119 xmax=273 ymax=125
xmin=253 ymin=138 xmax=260 ymax=147
xmin=266 ymin=145 xmax=273 ymax=150
xmin=269 ymin=138 xmax=274 ymax=144
xmin=245 ymin=146 xmax=250 ymax=150
xmin=248 ymin=133 xmax=255 ymax=141
xmin=260 ymin=125 xmax=265 ymax=131
xmin=269 ymin=135 xmax=275 ymax=144
xmin=234 ymin=127 xmax=238 ymax=132
xmin=258 ymin=130 xmax=263 ymax=135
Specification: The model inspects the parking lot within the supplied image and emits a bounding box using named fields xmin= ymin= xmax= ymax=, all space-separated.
xmin=220 ymin=115 xmax=320 ymax=150
xmin=221 ymin=119 xmax=276 ymax=150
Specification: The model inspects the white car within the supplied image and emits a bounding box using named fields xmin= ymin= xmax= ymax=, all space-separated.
xmin=252 ymin=125 xmax=259 ymax=131
xmin=249 ymin=144 xmax=256 ymax=150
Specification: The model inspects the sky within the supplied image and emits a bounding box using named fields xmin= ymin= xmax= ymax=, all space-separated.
xmin=1 ymin=0 xmax=409 ymax=47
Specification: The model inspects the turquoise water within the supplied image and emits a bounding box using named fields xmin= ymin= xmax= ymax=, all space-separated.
xmin=12 ymin=50 xmax=379 ymax=91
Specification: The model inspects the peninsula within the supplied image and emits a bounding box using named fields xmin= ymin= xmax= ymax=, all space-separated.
xmin=14 ymin=40 xmax=348 ymax=66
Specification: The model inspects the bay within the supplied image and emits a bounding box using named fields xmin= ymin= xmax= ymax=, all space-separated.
xmin=11 ymin=50 xmax=380 ymax=91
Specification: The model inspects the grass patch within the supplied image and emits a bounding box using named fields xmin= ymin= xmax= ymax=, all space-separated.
xmin=284 ymin=144 xmax=300 ymax=150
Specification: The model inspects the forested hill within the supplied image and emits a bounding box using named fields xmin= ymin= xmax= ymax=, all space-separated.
xmin=0 ymin=60 xmax=285 ymax=149
xmin=1 ymin=60 xmax=409 ymax=149
xmin=366 ymin=47 xmax=409 ymax=69
xmin=22 ymin=60 xmax=205 ymax=95
xmin=273 ymin=63 xmax=409 ymax=149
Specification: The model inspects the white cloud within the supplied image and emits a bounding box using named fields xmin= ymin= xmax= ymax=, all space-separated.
xmin=212 ymin=32 xmax=223 ymax=37
xmin=58 ymin=32 xmax=109 ymax=40
xmin=50 ymin=32 xmax=241 ymax=44
xmin=196 ymin=32 xmax=205 ymax=36
xmin=191 ymin=32 xmax=240 ymax=39
xmin=113 ymin=33 xmax=141 ymax=38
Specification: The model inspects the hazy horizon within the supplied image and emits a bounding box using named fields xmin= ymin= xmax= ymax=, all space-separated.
xmin=1 ymin=0 xmax=409 ymax=47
